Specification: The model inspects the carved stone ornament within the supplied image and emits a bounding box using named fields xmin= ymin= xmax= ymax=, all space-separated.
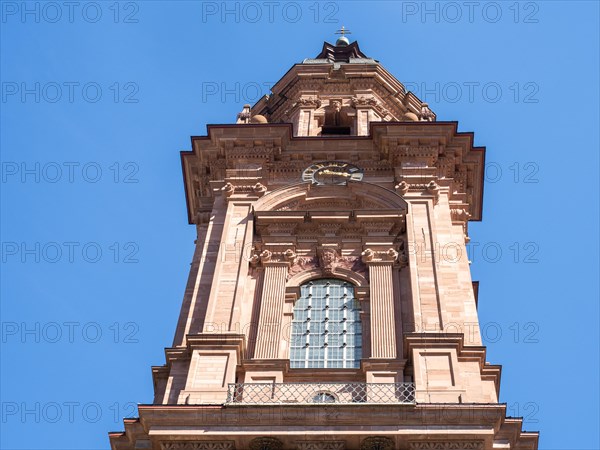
xmin=284 ymin=248 xmax=297 ymax=263
xmin=286 ymin=249 xmax=369 ymax=279
xmin=259 ymin=250 xmax=272 ymax=263
xmin=360 ymin=436 xmax=394 ymax=450
xmin=330 ymin=99 xmax=342 ymax=111
xmin=450 ymin=208 xmax=471 ymax=222
xmin=384 ymin=248 xmax=398 ymax=261
xmin=249 ymin=253 xmax=260 ymax=267
xmin=408 ymin=442 xmax=484 ymax=450
xmin=236 ymin=104 xmax=251 ymax=124
xmin=397 ymin=240 xmax=409 ymax=267
xmin=296 ymin=442 xmax=345 ymax=450
xmin=161 ymin=442 xmax=235 ymax=450
xmin=351 ymin=96 xmax=392 ymax=119
xmin=318 ymin=248 xmax=339 ymax=274
xmin=253 ymin=183 xmax=267 ymax=196
xmin=351 ymin=96 xmax=377 ymax=107
xmin=249 ymin=437 xmax=283 ymax=450
xmin=338 ymin=256 xmax=368 ymax=276
xmin=287 ymin=256 xmax=318 ymax=278
xmin=420 ymin=102 xmax=435 ymax=122
xmin=395 ymin=181 xmax=409 ymax=196
xmin=294 ymin=97 xmax=322 ymax=109
xmin=361 ymin=248 xmax=375 ymax=263
xmin=250 ymin=248 xmax=305 ymax=268
xmin=426 ymin=180 xmax=440 ymax=196
xmin=426 ymin=180 xmax=441 ymax=204
xmin=361 ymin=247 xmax=407 ymax=267
xmin=221 ymin=182 xmax=234 ymax=197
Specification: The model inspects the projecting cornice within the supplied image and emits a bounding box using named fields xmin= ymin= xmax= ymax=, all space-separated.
xmin=110 ymin=403 xmax=537 ymax=450
xmin=181 ymin=121 xmax=484 ymax=224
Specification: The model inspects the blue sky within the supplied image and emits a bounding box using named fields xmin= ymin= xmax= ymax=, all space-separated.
xmin=1 ymin=1 xmax=598 ymax=449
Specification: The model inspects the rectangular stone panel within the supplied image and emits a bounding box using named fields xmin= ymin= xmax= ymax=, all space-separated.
xmin=191 ymin=353 xmax=229 ymax=388
xmin=419 ymin=353 xmax=455 ymax=387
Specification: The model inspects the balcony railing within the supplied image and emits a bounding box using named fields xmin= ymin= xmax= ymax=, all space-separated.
xmin=225 ymin=382 xmax=415 ymax=405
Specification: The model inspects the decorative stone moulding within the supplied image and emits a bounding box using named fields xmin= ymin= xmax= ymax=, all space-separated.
xmin=161 ymin=442 xmax=235 ymax=450
xmin=218 ymin=139 xmax=281 ymax=161
xmin=351 ymin=96 xmax=378 ymax=107
xmin=262 ymin=222 xmax=299 ymax=236
xmin=389 ymin=144 xmax=439 ymax=166
xmin=318 ymin=223 xmax=342 ymax=236
xmin=408 ymin=442 xmax=484 ymax=450
xmin=182 ymin=120 xmax=485 ymax=224
xmin=249 ymin=437 xmax=283 ymax=450
xmin=360 ymin=436 xmax=394 ymax=450
xmin=281 ymin=249 xmax=369 ymax=280
xmin=350 ymin=96 xmax=393 ymax=121
xmin=296 ymin=442 xmax=346 ymax=450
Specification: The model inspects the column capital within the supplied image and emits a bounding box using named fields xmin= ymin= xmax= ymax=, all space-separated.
xmin=251 ymin=249 xmax=295 ymax=268
xmin=361 ymin=247 xmax=399 ymax=264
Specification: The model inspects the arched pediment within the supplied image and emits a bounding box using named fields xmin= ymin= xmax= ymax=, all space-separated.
xmin=286 ymin=267 xmax=369 ymax=289
xmin=254 ymin=182 xmax=408 ymax=212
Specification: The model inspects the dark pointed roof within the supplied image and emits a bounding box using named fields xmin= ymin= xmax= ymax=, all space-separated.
xmin=303 ymin=41 xmax=378 ymax=65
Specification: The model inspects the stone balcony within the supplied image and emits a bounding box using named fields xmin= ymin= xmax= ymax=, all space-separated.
xmin=225 ymin=382 xmax=416 ymax=405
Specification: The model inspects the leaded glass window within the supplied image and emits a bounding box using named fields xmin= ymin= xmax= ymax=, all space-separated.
xmin=290 ymin=279 xmax=362 ymax=369
xmin=313 ymin=392 xmax=337 ymax=403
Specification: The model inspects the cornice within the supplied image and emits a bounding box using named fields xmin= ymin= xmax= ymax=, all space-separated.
xmin=181 ymin=123 xmax=484 ymax=224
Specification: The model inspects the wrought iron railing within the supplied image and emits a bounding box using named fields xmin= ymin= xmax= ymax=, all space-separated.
xmin=225 ymin=382 xmax=415 ymax=405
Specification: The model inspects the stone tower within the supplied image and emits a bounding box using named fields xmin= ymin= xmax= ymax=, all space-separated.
xmin=109 ymin=36 xmax=539 ymax=450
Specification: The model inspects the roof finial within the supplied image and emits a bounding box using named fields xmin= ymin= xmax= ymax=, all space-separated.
xmin=334 ymin=26 xmax=351 ymax=47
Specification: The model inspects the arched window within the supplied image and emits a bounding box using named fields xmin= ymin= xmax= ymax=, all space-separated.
xmin=290 ymin=279 xmax=362 ymax=369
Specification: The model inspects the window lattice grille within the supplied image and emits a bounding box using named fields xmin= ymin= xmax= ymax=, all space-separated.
xmin=290 ymin=279 xmax=362 ymax=368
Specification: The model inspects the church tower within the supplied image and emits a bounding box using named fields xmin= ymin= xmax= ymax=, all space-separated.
xmin=109 ymin=34 xmax=539 ymax=450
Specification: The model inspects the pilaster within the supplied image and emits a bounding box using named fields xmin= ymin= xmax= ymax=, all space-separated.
xmin=177 ymin=334 xmax=245 ymax=404
xmin=365 ymin=261 xmax=397 ymax=359
xmin=254 ymin=258 xmax=290 ymax=359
